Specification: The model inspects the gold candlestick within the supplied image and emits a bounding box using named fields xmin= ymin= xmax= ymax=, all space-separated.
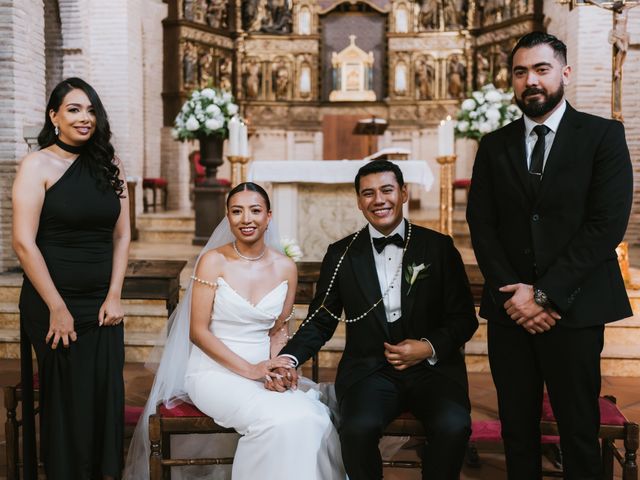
xmin=227 ymin=156 xmax=251 ymax=187
xmin=436 ymin=155 xmax=457 ymax=237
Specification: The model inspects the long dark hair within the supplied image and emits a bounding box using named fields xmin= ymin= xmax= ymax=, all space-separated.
xmin=226 ymin=182 xmax=271 ymax=210
xmin=38 ymin=77 xmax=125 ymax=197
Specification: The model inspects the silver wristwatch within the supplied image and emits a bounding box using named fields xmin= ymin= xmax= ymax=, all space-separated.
xmin=533 ymin=288 xmax=550 ymax=308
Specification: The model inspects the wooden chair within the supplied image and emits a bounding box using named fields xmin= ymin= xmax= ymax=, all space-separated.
xmin=143 ymin=177 xmax=168 ymax=212
xmin=148 ymin=401 xmax=235 ymax=480
xmin=540 ymin=394 xmax=638 ymax=479
xmin=3 ymin=376 xmax=144 ymax=480
xmin=453 ymin=178 xmax=471 ymax=206
xmin=381 ymin=394 xmax=639 ymax=479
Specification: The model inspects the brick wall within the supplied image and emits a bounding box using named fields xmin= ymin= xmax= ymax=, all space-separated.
xmin=546 ymin=2 xmax=640 ymax=244
xmin=44 ymin=0 xmax=63 ymax=96
xmin=59 ymin=0 xmax=89 ymax=78
xmin=0 ymin=0 xmax=46 ymax=271
xmin=142 ymin=0 xmax=167 ymax=181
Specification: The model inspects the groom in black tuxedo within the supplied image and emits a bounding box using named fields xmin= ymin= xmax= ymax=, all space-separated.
xmin=273 ymin=160 xmax=478 ymax=480
xmin=467 ymin=32 xmax=633 ymax=479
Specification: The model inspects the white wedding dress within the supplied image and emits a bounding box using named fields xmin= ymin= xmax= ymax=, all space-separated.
xmin=183 ymin=277 xmax=345 ymax=480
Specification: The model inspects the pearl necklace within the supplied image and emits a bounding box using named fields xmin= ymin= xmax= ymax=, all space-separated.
xmin=289 ymin=222 xmax=412 ymax=339
xmin=233 ymin=241 xmax=266 ymax=261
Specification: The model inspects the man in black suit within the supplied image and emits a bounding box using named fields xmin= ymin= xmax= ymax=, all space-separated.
xmin=271 ymin=160 xmax=478 ymax=480
xmin=466 ymin=32 xmax=633 ymax=479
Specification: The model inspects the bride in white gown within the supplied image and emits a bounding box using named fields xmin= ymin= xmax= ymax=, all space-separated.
xmin=124 ymin=182 xmax=345 ymax=480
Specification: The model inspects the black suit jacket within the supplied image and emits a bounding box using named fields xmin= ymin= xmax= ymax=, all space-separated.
xmin=466 ymin=103 xmax=633 ymax=327
xmin=281 ymin=222 xmax=478 ymax=401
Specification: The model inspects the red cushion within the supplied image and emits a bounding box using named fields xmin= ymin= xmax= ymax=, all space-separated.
xmin=158 ymin=401 xmax=207 ymax=418
xmin=143 ymin=177 xmax=168 ymax=188
xmin=542 ymin=394 xmax=627 ymax=426
xmin=125 ymin=405 xmax=144 ymax=426
xmin=470 ymin=420 xmax=501 ymax=442
xmin=192 ymin=152 xmax=206 ymax=177
xmin=453 ymin=179 xmax=471 ymax=188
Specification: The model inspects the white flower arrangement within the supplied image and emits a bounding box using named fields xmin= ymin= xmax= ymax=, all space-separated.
xmin=172 ymin=87 xmax=240 ymax=141
xmin=455 ymin=83 xmax=522 ymax=141
xmin=281 ymin=238 xmax=303 ymax=262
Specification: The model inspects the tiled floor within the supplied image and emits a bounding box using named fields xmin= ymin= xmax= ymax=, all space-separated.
xmin=1 ymin=360 xmax=638 ymax=479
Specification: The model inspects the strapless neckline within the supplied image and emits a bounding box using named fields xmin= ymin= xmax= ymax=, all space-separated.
xmin=217 ymin=277 xmax=287 ymax=309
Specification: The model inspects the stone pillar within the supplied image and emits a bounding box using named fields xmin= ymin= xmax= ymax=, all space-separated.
xmin=0 ymin=1 xmax=46 ymax=271
xmin=161 ymin=127 xmax=193 ymax=210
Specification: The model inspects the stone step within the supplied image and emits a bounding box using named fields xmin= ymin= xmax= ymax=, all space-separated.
xmin=136 ymin=225 xmax=195 ymax=244
xmin=464 ymin=340 xmax=640 ymax=376
xmin=0 ymin=301 xmax=170 ymax=334
xmin=0 ymin=329 xmax=163 ymax=363
xmin=137 ymin=212 xmax=195 ymax=231
xmin=0 ymin=273 xmax=22 ymax=303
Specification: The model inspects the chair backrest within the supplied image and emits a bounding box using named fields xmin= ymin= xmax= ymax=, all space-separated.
xmin=189 ymin=151 xmax=206 ymax=184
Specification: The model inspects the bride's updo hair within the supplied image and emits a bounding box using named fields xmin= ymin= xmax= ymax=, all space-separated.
xmin=226 ymin=182 xmax=271 ymax=210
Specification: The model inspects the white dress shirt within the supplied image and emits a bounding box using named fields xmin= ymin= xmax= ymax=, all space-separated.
xmin=369 ymin=222 xmax=437 ymax=365
xmin=523 ymin=100 xmax=566 ymax=173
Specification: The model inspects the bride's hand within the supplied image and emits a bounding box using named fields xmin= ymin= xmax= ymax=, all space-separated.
xmin=248 ymin=357 xmax=294 ymax=381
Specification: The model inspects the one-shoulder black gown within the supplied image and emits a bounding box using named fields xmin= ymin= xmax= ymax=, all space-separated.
xmin=19 ymin=154 xmax=124 ymax=480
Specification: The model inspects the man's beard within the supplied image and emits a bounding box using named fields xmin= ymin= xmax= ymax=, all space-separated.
xmin=515 ymin=83 xmax=564 ymax=118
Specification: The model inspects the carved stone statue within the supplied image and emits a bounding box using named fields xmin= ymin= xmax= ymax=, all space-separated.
xmin=261 ymin=0 xmax=293 ymax=34
xmin=447 ymin=55 xmax=466 ymax=99
xmin=242 ymin=0 xmax=267 ymax=32
xmin=419 ymin=0 xmax=439 ymax=30
xmin=199 ymin=48 xmax=215 ymax=88
xmin=243 ymin=61 xmax=262 ymax=99
xmin=482 ymin=0 xmax=506 ymax=25
xmin=272 ymin=62 xmax=290 ymax=99
xmin=475 ymin=51 xmax=490 ymax=88
xmin=443 ymin=0 xmax=462 ymax=28
xmin=206 ymin=0 xmax=228 ymax=29
xmin=182 ymin=42 xmax=198 ymax=87
xmin=493 ymin=49 xmax=510 ymax=90
xmin=219 ymin=57 xmax=232 ymax=92
xmin=415 ymin=58 xmax=435 ymax=100
xmin=193 ymin=0 xmax=207 ymax=24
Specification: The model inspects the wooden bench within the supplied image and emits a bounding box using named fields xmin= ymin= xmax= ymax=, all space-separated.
xmin=3 ymin=258 xmax=186 ymax=480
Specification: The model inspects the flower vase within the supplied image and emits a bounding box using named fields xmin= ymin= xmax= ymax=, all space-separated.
xmin=198 ymin=134 xmax=225 ymax=185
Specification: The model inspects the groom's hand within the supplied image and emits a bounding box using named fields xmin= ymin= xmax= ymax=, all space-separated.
xmin=384 ymin=340 xmax=432 ymax=371
xmin=264 ymin=366 xmax=298 ymax=392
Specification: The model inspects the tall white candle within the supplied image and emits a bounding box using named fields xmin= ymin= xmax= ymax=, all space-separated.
xmin=228 ymin=116 xmax=240 ymax=156
xmin=438 ymin=116 xmax=455 ymax=156
xmin=239 ymin=122 xmax=249 ymax=157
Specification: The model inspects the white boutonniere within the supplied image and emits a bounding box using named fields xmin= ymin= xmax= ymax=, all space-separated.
xmin=405 ymin=263 xmax=430 ymax=295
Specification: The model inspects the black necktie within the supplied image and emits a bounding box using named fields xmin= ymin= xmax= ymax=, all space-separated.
xmin=529 ymin=124 xmax=551 ymax=179
xmin=372 ymin=233 xmax=404 ymax=253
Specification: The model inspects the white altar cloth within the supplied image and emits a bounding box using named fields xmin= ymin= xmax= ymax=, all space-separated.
xmin=248 ymin=160 xmax=433 ymax=190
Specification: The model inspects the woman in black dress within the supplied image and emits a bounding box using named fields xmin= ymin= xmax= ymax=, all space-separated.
xmin=12 ymin=77 xmax=130 ymax=479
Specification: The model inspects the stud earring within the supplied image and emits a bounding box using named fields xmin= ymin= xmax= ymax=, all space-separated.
xmin=54 ymin=125 xmax=59 ymax=136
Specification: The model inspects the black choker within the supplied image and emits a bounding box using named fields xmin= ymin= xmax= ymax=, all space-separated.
xmin=55 ymin=138 xmax=84 ymax=154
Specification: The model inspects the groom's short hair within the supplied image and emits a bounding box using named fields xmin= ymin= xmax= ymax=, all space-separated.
xmin=355 ymin=160 xmax=405 ymax=194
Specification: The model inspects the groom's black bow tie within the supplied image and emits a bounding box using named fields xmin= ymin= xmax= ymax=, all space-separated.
xmin=372 ymin=233 xmax=404 ymax=253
